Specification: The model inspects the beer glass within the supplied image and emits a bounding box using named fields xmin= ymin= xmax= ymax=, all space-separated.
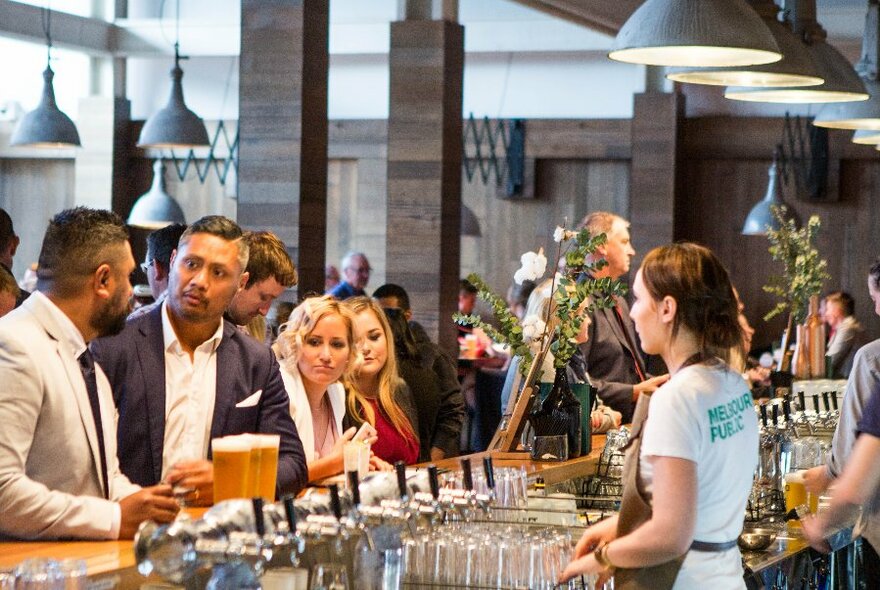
xmin=784 ymin=470 xmax=819 ymax=526
xmin=255 ymin=434 xmax=280 ymax=500
xmin=212 ymin=436 xmax=252 ymax=503
xmin=343 ymin=441 xmax=370 ymax=484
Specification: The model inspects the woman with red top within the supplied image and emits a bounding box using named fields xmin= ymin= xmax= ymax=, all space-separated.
xmin=344 ymin=297 xmax=420 ymax=465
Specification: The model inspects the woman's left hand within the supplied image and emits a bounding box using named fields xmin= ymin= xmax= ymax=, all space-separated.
xmin=369 ymin=454 xmax=393 ymax=471
xmin=559 ymin=552 xmax=610 ymax=586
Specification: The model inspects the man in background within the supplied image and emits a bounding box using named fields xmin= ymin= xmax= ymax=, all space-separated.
xmin=93 ymin=216 xmax=307 ymax=504
xmin=226 ymin=231 xmax=297 ymax=336
xmin=824 ymin=290 xmax=863 ymax=378
xmin=327 ymin=251 xmax=371 ymax=299
xmin=577 ymin=211 xmax=668 ymax=423
xmin=0 ymin=208 xmax=28 ymax=307
xmin=129 ymin=223 xmax=187 ymax=320
xmin=0 ymin=267 xmax=18 ymax=317
xmin=0 ymin=207 xmax=176 ymax=540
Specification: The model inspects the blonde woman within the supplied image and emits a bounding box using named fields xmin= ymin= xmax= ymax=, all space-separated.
xmin=274 ymin=295 xmax=375 ymax=482
xmin=344 ymin=297 xmax=420 ymax=465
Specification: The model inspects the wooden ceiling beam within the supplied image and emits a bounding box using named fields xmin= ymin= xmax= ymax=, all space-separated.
xmin=510 ymin=0 xmax=644 ymax=36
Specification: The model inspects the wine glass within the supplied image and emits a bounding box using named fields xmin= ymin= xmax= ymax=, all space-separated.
xmin=309 ymin=563 xmax=348 ymax=590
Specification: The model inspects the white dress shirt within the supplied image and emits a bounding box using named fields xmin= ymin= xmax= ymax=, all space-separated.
xmin=161 ymin=301 xmax=224 ymax=480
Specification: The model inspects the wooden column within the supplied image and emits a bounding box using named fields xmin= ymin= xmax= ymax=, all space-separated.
xmin=237 ymin=0 xmax=328 ymax=297
xmin=628 ymin=89 xmax=683 ymax=267
xmin=386 ymin=13 xmax=464 ymax=355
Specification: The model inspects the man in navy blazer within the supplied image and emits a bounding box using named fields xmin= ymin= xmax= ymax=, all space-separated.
xmin=93 ymin=216 xmax=307 ymax=503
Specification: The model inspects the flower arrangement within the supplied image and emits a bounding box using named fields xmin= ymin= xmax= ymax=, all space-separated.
xmin=763 ymin=205 xmax=830 ymax=324
xmin=454 ymin=223 xmax=626 ymax=378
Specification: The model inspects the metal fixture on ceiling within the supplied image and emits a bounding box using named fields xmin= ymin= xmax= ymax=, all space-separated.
xmin=11 ymin=5 xmax=80 ymax=148
xmin=666 ymin=0 xmax=822 ymax=88
xmin=852 ymin=128 xmax=880 ymax=143
xmin=814 ymin=0 xmax=880 ymax=130
xmin=743 ymin=147 xmax=799 ymax=235
xmin=608 ymin=0 xmax=781 ymax=68
xmin=137 ymin=0 xmax=209 ymax=150
xmin=128 ymin=159 xmax=187 ymax=229
xmin=725 ymin=0 xmax=868 ymax=103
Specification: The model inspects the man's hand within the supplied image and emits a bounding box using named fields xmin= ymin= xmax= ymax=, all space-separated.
xmin=632 ymin=374 xmax=670 ymax=400
xmin=165 ymin=459 xmax=215 ymax=507
xmin=803 ymin=466 xmax=832 ymax=495
xmin=118 ymin=485 xmax=178 ymax=539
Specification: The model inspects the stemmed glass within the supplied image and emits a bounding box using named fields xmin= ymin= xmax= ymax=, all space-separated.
xmin=309 ymin=563 xmax=348 ymax=590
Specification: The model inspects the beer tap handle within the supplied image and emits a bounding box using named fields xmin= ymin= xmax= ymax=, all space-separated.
xmin=772 ymin=403 xmax=779 ymax=426
xmin=329 ymin=484 xmax=342 ymax=521
xmin=831 ymin=391 xmax=839 ymax=411
xmin=483 ymin=456 xmax=495 ymax=491
xmin=782 ymin=399 xmax=791 ymax=422
xmin=347 ymin=471 xmax=361 ymax=507
xmin=822 ymin=391 xmax=831 ymax=413
xmin=813 ymin=394 xmax=820 ymax=413
xmin=798 ymin=390 xmax=806 ymax=413
xmin=428 ymin=465 xmax=440 ymax=500
xmin=395 ymin=461 xmax=408 ymax=499
xmin=252 ymin=497 xmax=265 ymax=537
xmin=759 ymin=402 xmax=768 ymax=427
xmin=282 ymin=494 xmax=297 ymax=532
xmin=461 ymin=458 xmax=473 ymax=491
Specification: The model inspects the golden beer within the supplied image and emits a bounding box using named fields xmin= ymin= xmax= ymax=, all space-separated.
xmin=784 ymin=471 xmax=810 ymax=527
xmin=212 ymin=437 xmax=252 ymax=503
xmin=255 ymin=434 xmax=280 ymax=500
xmin=247 ymin=439 xmax=262 ymax=498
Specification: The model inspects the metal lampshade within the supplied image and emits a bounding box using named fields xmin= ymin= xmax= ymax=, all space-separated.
xmin=814 ymin=79 xmax=880 ymax=129
xmin=667 ymin=19 xmax=822 ymax=88
xmin=128 ymin=160 xmax=186 ymax=229
xmin=10 ymin=66 xmax=81 ymax=148
xmin=461 ymin=205 xmax=481 ymax=237
xmin=742 ymin=156 xmax=798 ymax=235
xmin=609 ymin=0 xmax=781 ymax=68
xmin=853 ymin=129 xmax=880 ymax=144
xmin=137 ymin=50 xmax=209 ymax=150
xmin=725 ymin=42 xmax=868 ymax=103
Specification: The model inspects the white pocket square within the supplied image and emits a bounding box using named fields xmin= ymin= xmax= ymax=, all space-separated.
xmin=235 ymin=390 xmax=262 ymax=408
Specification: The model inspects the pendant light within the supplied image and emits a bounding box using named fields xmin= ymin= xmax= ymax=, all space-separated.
xmin=609 ymin=0 xmax=781 ymax=68
xmin=742 ymin=149 xmax=798 ymax=235
xmin=852 ymin=129 xmax=880 ymax=144
xmin=461 ymin=205 xmax=482 ymax=237
xmin=11 ymin=5 xmax=80 ymax=148
xmin=137 ymin=0 xmax=209 ymax=149
xmin=666 ymin=0 xmax=822 ymax=88
xmin=128 ymin=159 xmax=186 ymax=229
xmin=725 ymin=0 xmax=868 ymax=104
xmin=813 ymin=1 xmax=880 ymax=130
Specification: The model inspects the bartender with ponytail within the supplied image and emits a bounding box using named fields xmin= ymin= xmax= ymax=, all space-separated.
xmin=561 ymin=242 xmax=759 ymax=589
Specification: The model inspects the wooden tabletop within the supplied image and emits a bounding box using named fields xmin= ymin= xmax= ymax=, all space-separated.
xmin=0 ymin=539 xmax=135 ymax=574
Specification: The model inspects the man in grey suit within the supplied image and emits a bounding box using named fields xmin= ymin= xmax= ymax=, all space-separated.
xmin=577 ymin=212 xmax=668 ymax=423
xmin=93 ymin=216 xmax=307 ymax=504
xmin=0 ymin=207 xmax=177 ymax=540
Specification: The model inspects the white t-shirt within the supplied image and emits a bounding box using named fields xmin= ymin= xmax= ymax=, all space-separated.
xmin=639 ymin=362 xmax=759 ymax=590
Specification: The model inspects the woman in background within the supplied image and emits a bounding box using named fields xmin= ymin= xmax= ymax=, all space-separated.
xmin=561 ymin=243 xmax=758 ymax=589
xmin=344 ymin=297 xmax=420 ymax=465
xmin=274 ymin=295 xmax=372 ymax=481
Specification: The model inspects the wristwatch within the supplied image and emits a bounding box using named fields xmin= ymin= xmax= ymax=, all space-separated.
xmin=594 ymin=542 xmax=617 ymax=572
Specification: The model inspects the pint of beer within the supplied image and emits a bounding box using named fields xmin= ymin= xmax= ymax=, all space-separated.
xmin=254 ymin=434 xmax=280 ymax=500
xmin=784 ymin=470 xmax=818 ymax=526
xmin=213 ymin=437 xmax=252 ymax=503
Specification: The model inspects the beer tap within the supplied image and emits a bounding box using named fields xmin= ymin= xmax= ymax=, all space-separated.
xmin=279 ymin=495 xmax=305 ymax=566
xmin=348 ymin=470 xmax=376 ymax=551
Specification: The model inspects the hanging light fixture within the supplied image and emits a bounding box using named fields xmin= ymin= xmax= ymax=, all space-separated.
xmin=813 ymin=1 xmax=880 ymax=130
xmin=725 ymin=0 xmax=868 ymax=104
xmin=742 ymin=148 xmax=798 ymax=235
xmin=137 ymin=0 xmax=209 ymax=149
xmin=11 ymin=5 xmax=80 ymax=148
xmin=667 ymin=0 xmax=822 ymax=88
xmin=608 ymin=0 xmax=781 ymax=68
xmin=461 ymin=205 xmax=481 ymax=237
xmin=853 ymin=128 xmax=880 ymax=144
xmin=128 ymin=159 xmax=186 ymax=229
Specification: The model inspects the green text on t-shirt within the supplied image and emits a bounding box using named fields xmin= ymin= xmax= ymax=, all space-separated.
xmin=707 ymin=392 xmax=752 ymax=443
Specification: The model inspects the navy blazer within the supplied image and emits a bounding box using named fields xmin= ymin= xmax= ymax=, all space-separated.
xmin=92 ymin=306 xmax=307 ymax=497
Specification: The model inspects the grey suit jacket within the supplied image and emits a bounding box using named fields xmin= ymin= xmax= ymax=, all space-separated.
xmin=577 ymin=296 xmax=647 ymax=424
xmin=0 ymin=292 xmax=139 ymax=540
xmin=827 ymin=315 xmax=863 ymax=378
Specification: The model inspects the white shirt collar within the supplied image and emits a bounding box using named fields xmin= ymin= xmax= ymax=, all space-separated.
xmin=160 ymin=300 xmax=224 ymax=355
xmin=33 ymin=291 xmax=87 ymax=359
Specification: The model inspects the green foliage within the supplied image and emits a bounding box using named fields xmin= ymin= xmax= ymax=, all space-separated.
xmin=453 ymin=225 xmax=625 ymax=377
xmin=763 ymin=206 xmax=830 ymax=324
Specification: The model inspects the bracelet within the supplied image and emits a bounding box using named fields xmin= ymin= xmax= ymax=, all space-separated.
xmin=594 ymin=542 xmax=617 ymax=571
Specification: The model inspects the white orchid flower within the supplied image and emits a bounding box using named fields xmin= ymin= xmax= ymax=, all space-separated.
xmin=515 ymin=248 xmax=547 ymax=284
xmin=553 ymin=226 xmax=575 ymax=243
xmin=521 ymin=315 xmax=546 ymax=341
